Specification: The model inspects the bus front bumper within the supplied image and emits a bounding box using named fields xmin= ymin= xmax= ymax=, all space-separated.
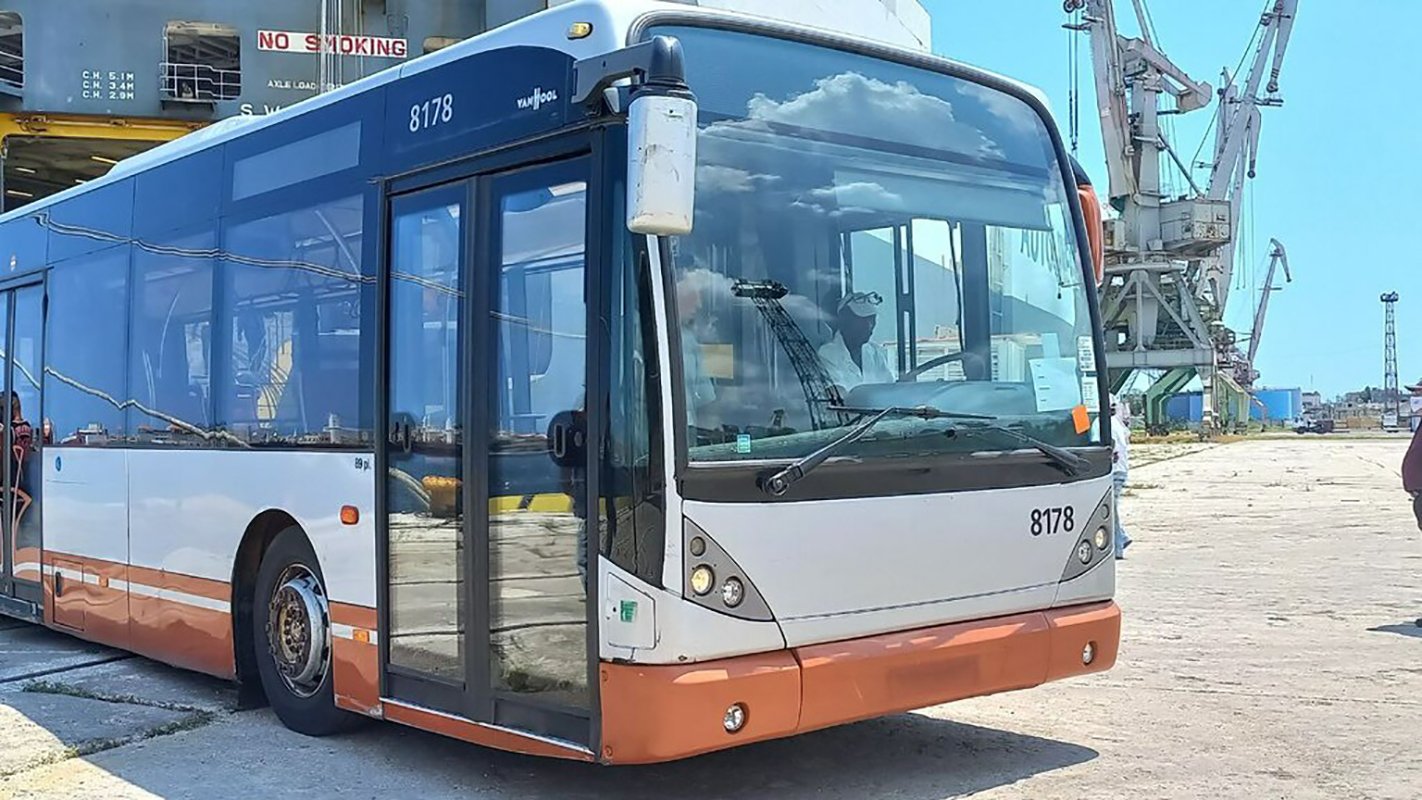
xmin=599 ymin=600 xmax=1120 ymax=764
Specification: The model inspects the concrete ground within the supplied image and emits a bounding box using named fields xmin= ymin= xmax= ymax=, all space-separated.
xmin=2 ymin=437 xmax=1419 ymax=799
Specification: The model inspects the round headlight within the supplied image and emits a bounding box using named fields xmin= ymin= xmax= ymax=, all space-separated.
xmin=721 ymin=577 xmax=745 ymax=608
xmin=1076 ymin=540 xmax=1093 ymax=565
xmin=1093 ymin=526 xmax=1109 ymax=551
xmin=690 ymin=565 xmax=715 ymax=596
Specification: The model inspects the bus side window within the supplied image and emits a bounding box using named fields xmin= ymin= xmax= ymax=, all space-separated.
xmin=219 ymin=196 xmax=367 ymax=446
xmin=129 ymin=229 xmax=216 ymax=443
xmin=46 ymin=246 xmax=129 ymax=445
xmin=602 ymin=245 xmax=664 ymax=587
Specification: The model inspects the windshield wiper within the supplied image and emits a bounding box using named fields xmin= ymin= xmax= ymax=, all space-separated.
xmin=760 ymin=405 xmax=995 ymax=497
xmin=960 ymin=422 xmax=1089 ymax=476
xmin=759 ymin=405 xmax=1088 ymax=496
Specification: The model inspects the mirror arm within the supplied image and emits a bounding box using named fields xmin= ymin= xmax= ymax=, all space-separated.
xmin=572 ymin=36 xmax=690 ymax=114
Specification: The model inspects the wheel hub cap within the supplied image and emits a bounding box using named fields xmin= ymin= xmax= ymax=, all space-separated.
xmin=266 ymin=567 xmax=329 ymax=698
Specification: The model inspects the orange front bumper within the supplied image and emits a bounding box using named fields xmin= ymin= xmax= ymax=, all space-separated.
xmin=599 ymin=600 xmax=1120 ymax=764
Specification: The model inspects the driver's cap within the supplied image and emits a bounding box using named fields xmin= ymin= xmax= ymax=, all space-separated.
xmin=838 ymin=291 xmax=881 ymax=318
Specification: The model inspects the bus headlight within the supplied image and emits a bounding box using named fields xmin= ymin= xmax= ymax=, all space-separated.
xmin=684 ymin=519 xmax=774 ymax=622
xmin=690 ymin=565 xmax=715 ymax=596
xmin=1076 ymin=540 xmax=1093 ymax=565
xmin=1093 ymin=527 xmax=1109 ymax=551
xmin=721 ymin=577 xmax=745 ymax=608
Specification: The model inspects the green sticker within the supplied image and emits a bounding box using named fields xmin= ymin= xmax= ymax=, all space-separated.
xmin=619 ymin=600 xmax=636 ymax=623
xmin=736 ymin=433 xmax=752 ymax=454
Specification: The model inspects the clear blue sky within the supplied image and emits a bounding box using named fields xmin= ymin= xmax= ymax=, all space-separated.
xmin=923 ymin=0 xmax=1419 ymax=399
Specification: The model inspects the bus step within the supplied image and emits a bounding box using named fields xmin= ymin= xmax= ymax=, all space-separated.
xmin=0 ymin=594 xmax=41 ymax=624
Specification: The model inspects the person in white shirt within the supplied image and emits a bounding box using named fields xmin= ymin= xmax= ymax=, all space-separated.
xmin=818 ymin=291 xmax=895 ymax=395
xmin=1110 ymin=393 xmax=1133 ymax=559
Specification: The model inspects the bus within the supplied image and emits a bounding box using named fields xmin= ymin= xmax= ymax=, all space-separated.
xmin=0 ymin=0 xmax=1119 ymax=764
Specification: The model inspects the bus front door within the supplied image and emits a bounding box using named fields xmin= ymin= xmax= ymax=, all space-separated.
xmin=0 ymin=279 xmax=44 ymax=619
xmin=381 ymin=147 xmax=597 ymax=748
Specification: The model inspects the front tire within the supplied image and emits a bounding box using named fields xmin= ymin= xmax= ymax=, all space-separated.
xmin=252 ymin=527 xmax=359 ymax=736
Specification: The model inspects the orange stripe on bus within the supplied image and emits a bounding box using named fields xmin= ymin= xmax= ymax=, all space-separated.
xmin=330 ymin=601 xmax=378 ymax=630
xmin=43 ymin=550 xmax=235 ymax=679
xmin=330 ymin=601 xmax=381 ymax=715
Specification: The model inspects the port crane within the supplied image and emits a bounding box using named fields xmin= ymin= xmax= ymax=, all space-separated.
xmin=1063 ymin=0 xmax=1298 ymax=429
xmin=1226 ymin=238 xmax=1291 ymax=388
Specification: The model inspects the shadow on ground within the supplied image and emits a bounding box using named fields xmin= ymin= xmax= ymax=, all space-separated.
xmin=6 ymin=624 xmax=1099 ymax=798
xmin=1369 ymin=622 xmax=1422 ymax=639
xmin=162 ymin=710 xmax=1094 ymax=800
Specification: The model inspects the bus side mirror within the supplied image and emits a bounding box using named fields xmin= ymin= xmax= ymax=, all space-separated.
xmin=572 ymin=36 xmax=698 ymax=235
xmin=627 ymin=91 xmax=698 ymax=236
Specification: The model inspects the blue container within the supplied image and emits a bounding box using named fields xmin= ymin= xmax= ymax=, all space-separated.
xmin=1165 ymin=391 xmax=1205 ymax=422
xmin=1251 ymin=387 xmax=1302 ymax=422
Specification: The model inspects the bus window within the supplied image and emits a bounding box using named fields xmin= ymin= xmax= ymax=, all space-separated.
xmin=46 ymin=246 xmax=130 ymax=445
xmin=219 ymin=195 xmax=368 ymax=447
xmin=129 ymin=230 xmax=215 ymax=444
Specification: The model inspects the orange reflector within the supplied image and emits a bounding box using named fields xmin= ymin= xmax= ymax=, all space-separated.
xmin=1072 ymin=404 xmax=1091 ymax=435
xmin=567 ymin=21 xmax=593 ymax=39
xmin=341 ymin=505 xmax=360 ymax=525
xmin=98 ymin=575 xmax=109 ymax=589
xmin=353 ymin=628 xmax=371 ymax=644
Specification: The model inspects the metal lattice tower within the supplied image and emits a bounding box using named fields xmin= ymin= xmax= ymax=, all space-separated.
xmin=732 ymin=280 xmax=846 ymax=431
xmin=1382 ymin=292 xmax=1400 ymax=418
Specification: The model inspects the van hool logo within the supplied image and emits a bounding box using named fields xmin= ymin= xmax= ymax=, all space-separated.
xmin=517 ymin=87 xmax=558 ymax=111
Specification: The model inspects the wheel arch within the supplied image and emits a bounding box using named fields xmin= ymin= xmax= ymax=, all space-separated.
xmin=231 ymin=508 xmax=309 ymax=703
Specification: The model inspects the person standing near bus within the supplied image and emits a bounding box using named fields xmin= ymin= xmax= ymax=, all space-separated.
xmin=1405 ymin=420 xmax=1421 ymax=530
xmin=2 ymin=392 xmax=34 ymax=529
xmin=1111 ymin=394 xmax=1133 ymax=559
xmin=1404 ymin=422 xmax=1422 ymax=627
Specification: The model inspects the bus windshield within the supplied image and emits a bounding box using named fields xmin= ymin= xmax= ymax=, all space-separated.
xmin=655 ymin=25 xmax=1104 ymax=464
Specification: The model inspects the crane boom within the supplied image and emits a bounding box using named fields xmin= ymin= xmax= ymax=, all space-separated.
xmin=1246 ymin=239 xmax=1291 ymax=365
xmin=1208 ymin=1 xmax=1297 ymax=200
xmin=1202 ymin=1 xmax=1295 ymax=314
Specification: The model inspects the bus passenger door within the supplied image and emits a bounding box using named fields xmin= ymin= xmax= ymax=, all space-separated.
xmin=0 ymin=280 xmax=44 ymax=619
xmin=477 ymin=156 xmax=594 ymax=744
xmin=381 ymin=149 xmax=597 ymax=749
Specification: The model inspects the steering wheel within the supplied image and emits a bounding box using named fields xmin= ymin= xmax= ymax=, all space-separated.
xmin=897 ymin=350 xmax=987 ymax=383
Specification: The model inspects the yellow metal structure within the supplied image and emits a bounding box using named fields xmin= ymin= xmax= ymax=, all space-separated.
xmin=0 ymin=112 xmax=203 ymax=143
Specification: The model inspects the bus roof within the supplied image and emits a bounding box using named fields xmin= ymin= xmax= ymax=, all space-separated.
xmin=0 ymin=0 xmax=1052 ymax=227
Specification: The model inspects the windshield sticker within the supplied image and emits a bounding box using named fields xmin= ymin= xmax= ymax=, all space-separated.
xmin=1029 ymin=357 xmax=1081 ymax=412
xmin=1077 ymin=335 xmax=1095 ymax=371
xmin=736 ymin=434 xmax=752 ymax=454
xmin=1072 ymin=404 xmax=1091 ymax=435
xmin=1081 ymin=375 xmax=1101 ymax=413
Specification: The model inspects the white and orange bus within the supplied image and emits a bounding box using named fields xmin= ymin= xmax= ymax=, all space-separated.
xmin=0 ymin=0 xmax=1119 ymax=764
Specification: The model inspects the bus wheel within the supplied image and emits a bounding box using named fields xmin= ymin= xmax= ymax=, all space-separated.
xmin=252 ymin=527 xmax=359 ymax=736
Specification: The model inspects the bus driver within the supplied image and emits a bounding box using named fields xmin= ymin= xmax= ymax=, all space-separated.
xmin=818 ymin=291 xmax=895 ymax=395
